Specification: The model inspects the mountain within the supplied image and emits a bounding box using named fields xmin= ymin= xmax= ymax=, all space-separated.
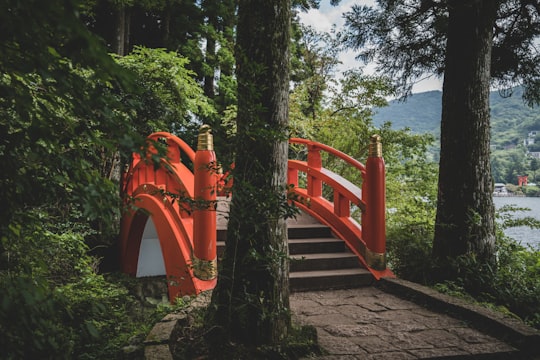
xmin=373 ymin=90 xmax=442 ymax=135
xmin=372 ymin=87 xmax=540 ymax=148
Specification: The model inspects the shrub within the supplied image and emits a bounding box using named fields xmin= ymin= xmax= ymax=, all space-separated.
xmin=0 ymin=221 xmax=176 ymax=359
xmin=386 ymin=202 xmax=540 ymax=329
xmin=524 ymin=185 xmax=540 ymax=197
xmin=0 ymin=275 xmax=74 ymax=360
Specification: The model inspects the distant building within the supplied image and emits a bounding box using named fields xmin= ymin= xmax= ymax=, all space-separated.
xmin=493 ymin=183 xmax=508 ymax=195
xmin=524 ymin=130 xmax=539 ymax=146
xmin=524 ymin=138 xmax=535 ymax=146
xmin=528 ymin=152 xmax=540 ymax=159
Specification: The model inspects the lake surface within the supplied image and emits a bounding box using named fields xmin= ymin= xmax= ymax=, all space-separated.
xmin=493 ymin=196 xmax=540 ymax=248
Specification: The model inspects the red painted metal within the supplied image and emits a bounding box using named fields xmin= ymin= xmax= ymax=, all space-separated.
xmin=290 ymin=138 xmax=367 ymax=175
xmin=192 ymin=128 xmax=217 ymax=280
xmin=288 ymin=138 xmax=393 ymax=279
xmin=120 ymin=132 xmax=393 ymax=303
xmin=364 ymin=156 xmax=386 ymax=255
xmin=120 ymin=188 xmax=199 ymax=298
xmin=120 ymin=131 xmax=216 ymax=302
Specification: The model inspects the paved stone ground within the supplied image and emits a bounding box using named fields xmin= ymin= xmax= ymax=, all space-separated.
xmin=145 ymin=279 xmax=540 ymax=359
xmin=291 ymin=280 xmax=540 ymax=359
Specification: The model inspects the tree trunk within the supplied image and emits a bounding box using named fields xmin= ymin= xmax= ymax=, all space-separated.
xmin=114 ymin=5 xmax=126 ymax=56
xmin=433 ymin=0 xmax=499 ymax=266
xmin=203 ymin=11 xmax=217 ymax=99
xmin=208 ymin=0 xmax=291 ymax=347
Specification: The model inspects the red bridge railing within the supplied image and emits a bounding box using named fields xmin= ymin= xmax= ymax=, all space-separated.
xmin=288 ymin=136 xmax=392 ymax=278
xmin=120 ymin=127 xmax=218 ymax=300
xmin=120 ymin=127 xmax=392 ymax=301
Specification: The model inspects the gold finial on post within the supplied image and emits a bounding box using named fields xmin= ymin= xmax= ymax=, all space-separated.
xmin=197 ymin=124 xmax=214 ymax=151
xmin=369 ymin=134 xmax=382 ymax=158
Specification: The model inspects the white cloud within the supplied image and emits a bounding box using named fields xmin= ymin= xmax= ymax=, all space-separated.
xmin=298 ymin=1 xmax=353 ymax=33
xmin=298 ymin=0 xmax=442 ymax=94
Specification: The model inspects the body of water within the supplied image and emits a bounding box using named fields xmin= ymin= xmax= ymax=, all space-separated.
xmin=493 ymin=196 xmax=540 ymax=248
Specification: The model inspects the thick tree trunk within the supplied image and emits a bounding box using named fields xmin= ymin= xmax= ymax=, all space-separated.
xmin=433 ymin=1 xmax=499 ymax=266
xmin=209 ymin=0 xmax=291 ymax=347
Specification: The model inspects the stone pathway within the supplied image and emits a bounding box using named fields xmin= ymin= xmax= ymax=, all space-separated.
xmin=291 ymin=279 xmax=539 ymax=359
xmin=145 ymin=278 xmax=540 ymax=359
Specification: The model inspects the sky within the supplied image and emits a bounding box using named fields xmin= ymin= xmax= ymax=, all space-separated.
xmin=297 ymin=0 xmax=443 ymax=93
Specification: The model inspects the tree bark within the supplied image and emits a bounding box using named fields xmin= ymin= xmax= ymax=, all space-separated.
xmin=114 ymin=5 xmax=126 ymax=56
xmin=203 ymin=1 xmax=218 ymax=99
xmin=433 ymin=0 xmax=499 ymax=266
xmin=208 ymin=0 xmax=291 ymax=347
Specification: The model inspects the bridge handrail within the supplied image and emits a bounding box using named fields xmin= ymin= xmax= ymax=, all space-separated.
xmin=287 ymin=136 xmax=388 ymax=276
xmin=124 ymin=132 xmax=196 ymax=199
xmin=287 ymin=139 xmax=368 ymax=267
xmin=289 ymin=138 xmax=366 ymax=176
xmin=147 ymin=131 xmax=196 ymax=164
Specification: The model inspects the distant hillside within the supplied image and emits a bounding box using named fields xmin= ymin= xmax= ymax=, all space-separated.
xmin=373 ymin=90 xmax=442 ymax=135
xmin=372 ymin=87 xmax=540 ymax=147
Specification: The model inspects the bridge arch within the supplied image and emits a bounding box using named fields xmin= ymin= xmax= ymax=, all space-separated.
xmin=120 ymin=189 xmax=200 ymax=299
xmin=136 ymin=216 xmax=166 ymax=277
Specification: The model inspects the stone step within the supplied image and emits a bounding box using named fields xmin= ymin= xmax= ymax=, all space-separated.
xmin=216 ymin=222 xmax=374 ymax=292
xmin=217 ymin=237 xmax=347 ymax=256
xmin=287 ymin=224 xmax=333 ymax=239
xmin=217 ymin=224 xmax=333 ymax=241
xmin=289 ymin=268 xmax=374 ymax=292
xmin=290 ymin=252 xmax=360 ymax=272
xmin=217 ymin=238 xmax=346 ymax=257
xmin=288 ymin=237 xmax=347 ymax=255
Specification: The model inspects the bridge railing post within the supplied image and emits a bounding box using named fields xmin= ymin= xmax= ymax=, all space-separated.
xmin=307 ymin=144 xmax=323 ymax=197
xmin=363 ymin=135 xmax=386 ymax=270
xmin=193 ymin=125 xmax=217 ymax=280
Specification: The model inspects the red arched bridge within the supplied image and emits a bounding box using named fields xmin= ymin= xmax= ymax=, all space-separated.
xmin=120 ymin=126 xmax=394 ymax=302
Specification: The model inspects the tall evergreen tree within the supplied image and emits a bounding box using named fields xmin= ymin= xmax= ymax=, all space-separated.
xmin=433 ymin=1 xmax=498 ymax=264
xmin=208 ymin=0 xmax=292 ymax=347
xmin=343 ymin=0 xmax=540 ymax=273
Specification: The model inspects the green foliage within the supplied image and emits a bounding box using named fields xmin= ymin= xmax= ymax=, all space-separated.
xmin=114 ymin=46 xmax=215 ymax=137
xmin=381 ymin=125 xmax=438 ymax=282
xmin=1 ymin=222 xmax=181 ymax=359
xmin=1 ymin=2 xmax=207 ymax=359
xmin=288 ymin=17 xmax=440 ymax=283
xmin=434 ymin=232 xmax=540 ymax=329
xmin=0 ymin=275 xmax=74 ymax=360
xmin=524 ymin=185 xmax=540 ymax=197
xmin=0 ymin=227 xmax=92 ymax=358
xmin=0 ymin=0 xmax=148 ymax=249
xmin=389 ymin=201 xmax=540 ymax=329
xmin=343 ymin=1 xmax=540 ymax=104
